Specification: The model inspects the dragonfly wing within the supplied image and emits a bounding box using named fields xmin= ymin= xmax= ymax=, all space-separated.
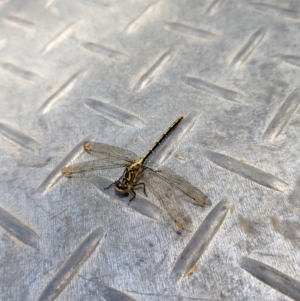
xmin=84 ymin=141 xmax=138 ymax=162
xmin=62 ymin=158 xmax=127 ymax=175
xmin=140 ymin=171 xmax=192 ymax=231
xmin=145 ymin=164 xmax=210 ymax=206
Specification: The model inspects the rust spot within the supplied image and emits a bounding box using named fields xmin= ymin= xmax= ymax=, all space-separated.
xmin=238 ymin=214 xmax=258 ymax=235
xmin=188 ymin=265 xmax=198 ymax=276
xmin=270 ymin=216 xmax=280 ymax=232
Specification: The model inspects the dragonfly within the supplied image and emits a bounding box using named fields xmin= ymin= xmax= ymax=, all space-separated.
xmin=62 ymin=116 xmax=211 ymax=230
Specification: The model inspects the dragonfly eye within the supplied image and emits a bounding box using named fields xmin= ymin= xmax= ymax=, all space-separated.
xmin=115 ymin=180 xmax=127 ymax=190
xmin=115 ymin=180 xmax=131 ymax=193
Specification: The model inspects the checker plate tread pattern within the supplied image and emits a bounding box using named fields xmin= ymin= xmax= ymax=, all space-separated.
xmin=1 ymin=0 xmax=300 ymax=300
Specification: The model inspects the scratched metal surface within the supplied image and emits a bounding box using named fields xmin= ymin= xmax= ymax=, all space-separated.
xmin=1 ymin=0 xmax=300 ymax=300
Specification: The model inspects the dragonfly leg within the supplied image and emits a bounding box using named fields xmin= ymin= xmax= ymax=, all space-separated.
xmin=104 ymin=182 xmax=114 ymax=190
xmin=133 ymin=183 xmax=147 ymax=197
xmin=104 ymin=176 xmax=122 ymax=190
xmin=128 ymin=189 xmax=136 ymax=204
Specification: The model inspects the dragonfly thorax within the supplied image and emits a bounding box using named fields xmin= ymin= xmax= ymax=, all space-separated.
xmin=114 ymin=160 xmax=144 ymax=194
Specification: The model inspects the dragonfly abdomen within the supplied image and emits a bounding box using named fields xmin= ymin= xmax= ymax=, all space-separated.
xmin=141 ymin=116 xmax=184 ymax=163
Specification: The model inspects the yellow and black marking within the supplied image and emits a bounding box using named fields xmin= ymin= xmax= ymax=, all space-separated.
xmin=114 ymin=116 xmax=184 ymax=203
xmin=141 ymin=115 xmax=184 ymax=163
xmin=62 ymin=115 xmax=204 ymax=231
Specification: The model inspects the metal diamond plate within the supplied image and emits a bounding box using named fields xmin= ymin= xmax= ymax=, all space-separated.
xmin=1 ymin=0 xmax=300 ymax=300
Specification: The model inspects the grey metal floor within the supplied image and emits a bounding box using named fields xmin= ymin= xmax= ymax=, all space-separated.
xmin=1 ymin=0 xmax=300 ymax=300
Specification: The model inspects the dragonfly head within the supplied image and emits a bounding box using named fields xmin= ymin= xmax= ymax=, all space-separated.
xmin=115 ymin=180 xmax=132 ymax=194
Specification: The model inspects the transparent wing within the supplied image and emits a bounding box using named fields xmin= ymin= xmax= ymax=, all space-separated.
xmin=62 ymin=159 xmax=127 ymax=175
xmin=62 ymin=141 xmax=138 ymax=176
xmin=140 ymin=170 xmax=193 ymax=231
xmin=84 ymin=141 xmax=138 ymax=162
xmin=145 ymin=164 xmax=210 ymax=206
